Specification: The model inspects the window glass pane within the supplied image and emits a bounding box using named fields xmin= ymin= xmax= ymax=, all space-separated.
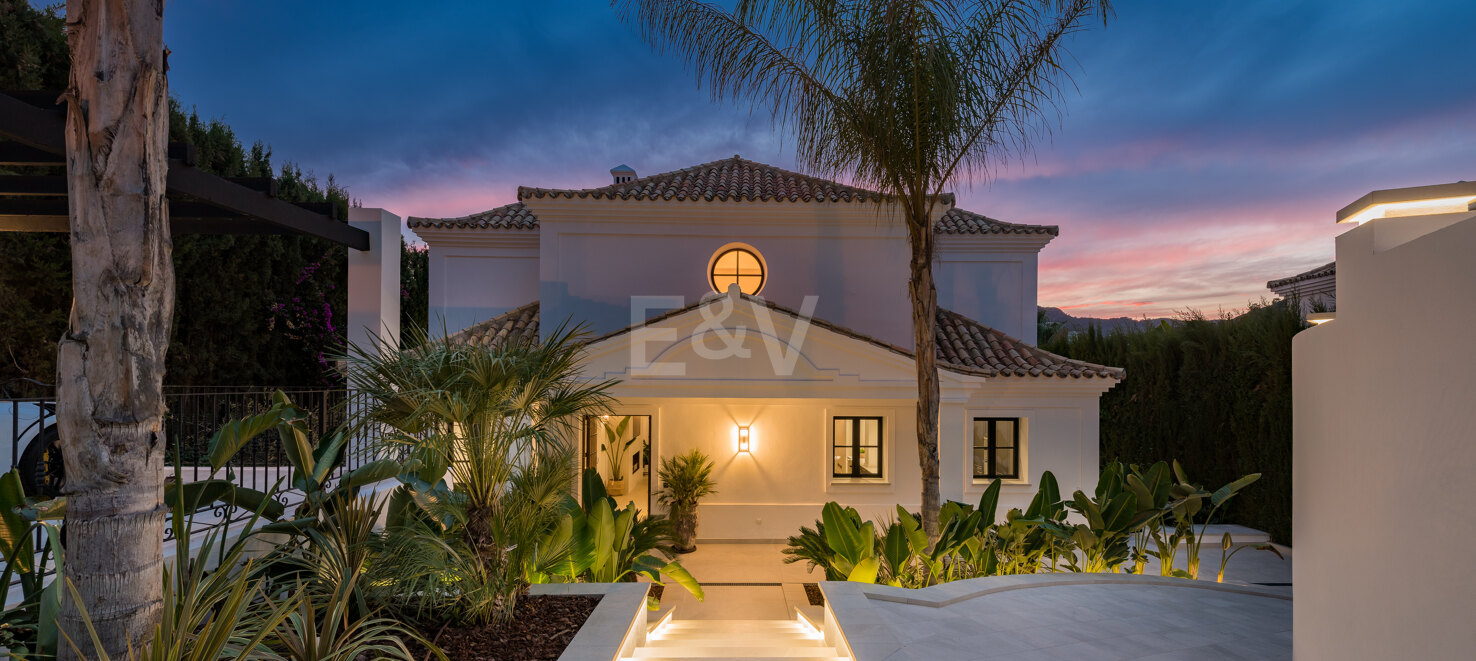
xmin=735 ymin=250 xmax=762 ymax=275
xmin=738 ymin=275 xmax=762 ymax=294
xmin=973 ymin=448 xmax=990 ymax=477
xmin=834 ymin=419 xmax=852 ymax=447
xmin=713 ymin=274 xmax=739 ymax=292
xmin=996 ymin=420 xmax=1016 ymax=449
xmin=859 ymin=418 xmax=879 ymax=446
xmin=717 ymin=250 xmax=739 ymax=274
xmin=995 ymin=448 xmax=1015 ymax=478
xmin=973 ymin=419 xmax=990 ymax=450
xmin=834 ymin=445 xmax=849 ymax=475
xmin=858 ymin=445 xmax=879 ymax=476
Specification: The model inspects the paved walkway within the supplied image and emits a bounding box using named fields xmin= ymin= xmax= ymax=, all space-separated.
xmin=652 ymin=541 xmax=1293 ymax=659
xmin=826 ymin=577 xmax=1292 ymax=661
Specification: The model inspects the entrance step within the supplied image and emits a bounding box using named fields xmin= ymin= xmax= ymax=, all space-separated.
xmin=634 ymin=617 xmax=847 ymax=660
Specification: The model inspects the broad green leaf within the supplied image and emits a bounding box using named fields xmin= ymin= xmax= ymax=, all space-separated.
xmin=207 ymin=406 xmax=284 ymax=472
xmin=341 ymin=459 xmax=402 ymax=491
xmin=845 ymin=556 xmax=879 ymax=584
xmin=165 ymin=480 xmax=286 ymax=521
xmin=310 ymin=430 xmax=349 ymax=486
xmin=977 ymin=479 xmax=1002 ymax=526
xmin=1211 ymin=473 xmax=1261 ymax=507
xmin=0 ymin=471 xmax=33 ymax=572
xmin=657 ymin=558 xmax=704 ymax=602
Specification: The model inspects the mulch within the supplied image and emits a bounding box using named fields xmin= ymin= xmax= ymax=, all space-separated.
xmin=405 ymin=595 xmax=600 ymax=661
xmin=803 ymin=583 xmax=825 ymax=606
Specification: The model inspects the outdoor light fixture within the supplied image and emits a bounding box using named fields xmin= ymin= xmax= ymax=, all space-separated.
xmin=737 ymin=426 xmax=750 ymax=453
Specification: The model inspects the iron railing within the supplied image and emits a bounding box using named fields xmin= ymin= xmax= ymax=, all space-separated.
xmin=1 ymin=386 xmax=394 ymax=590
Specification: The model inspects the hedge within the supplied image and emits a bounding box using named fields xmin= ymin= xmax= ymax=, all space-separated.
xmin=1042 ymin=301 xmax=1303 ymax=544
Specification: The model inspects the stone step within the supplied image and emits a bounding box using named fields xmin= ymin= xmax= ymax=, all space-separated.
xmin=660 ymin=620 xmax=810 ymax=632
xmin=635 ymin=658 xmax=849 ymax=661
xmin=634 ymin=658 xmax=849 ymax=661
xmin=631 ymin=647 xmax=841 ymax=658
xmin=644 ymin=636 xmax=827 ymax=647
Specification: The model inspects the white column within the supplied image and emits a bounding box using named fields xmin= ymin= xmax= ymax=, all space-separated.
xmin=347 ymin=207 xmax=401 ymax=353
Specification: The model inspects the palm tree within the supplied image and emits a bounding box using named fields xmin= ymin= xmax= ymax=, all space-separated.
xmin=346 ymin=324 xmax=615 ymax=622
xmin=618 ymin=0 xmax=1111 ymax=537
xmin=56 ymin=1 xmax=173 ymax=657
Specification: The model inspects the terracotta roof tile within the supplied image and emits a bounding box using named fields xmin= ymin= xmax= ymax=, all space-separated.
xmin=518 ymin=155 xmax=922 ymax=204
xmin=935 ymin=308 xmax=1123 ymax=379
xmin=406 ymin=202 xmax=537 ymax=231
xmin=1267 ymin=261 xmax=1335 ymax=289
xmin=447 ymin=298 xmax=1121 ymax=380
xmin=443 ymin=302 xmax=540 ymax=348
xmin=937 ymin=208 xmax=1058 ymax=236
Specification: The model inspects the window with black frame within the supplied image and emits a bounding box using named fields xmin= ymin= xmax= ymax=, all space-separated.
xmin=972 ymin=418 xmax=1020 ymax=480
xmin=832 ymin=416 xmax=882 ymax=478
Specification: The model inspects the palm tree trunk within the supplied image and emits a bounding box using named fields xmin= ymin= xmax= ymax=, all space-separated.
xmin=905 ymin=211 xmax=941 ymax=540
xmin=57 ymin=1 xmax=172 ymax=657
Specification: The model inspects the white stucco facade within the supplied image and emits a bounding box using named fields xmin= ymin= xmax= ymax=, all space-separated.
xmin=407 ymin=157 xmax=1119 ymax=540
xmin=1294 ymin=189 xmax=1476 ymax=659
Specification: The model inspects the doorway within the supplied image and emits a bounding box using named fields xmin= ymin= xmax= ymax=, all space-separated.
xmin=583 ymin=415 xmax=652 ymax=515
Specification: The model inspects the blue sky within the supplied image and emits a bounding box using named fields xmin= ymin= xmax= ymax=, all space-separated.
xmin=159 ymin=0 xmax=1476 ymax=318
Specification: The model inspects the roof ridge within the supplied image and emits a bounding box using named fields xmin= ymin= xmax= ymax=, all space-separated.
xmin=446 ymin=297 xmax=1122 ymax=380
xmin=515 ymin=155 xmax=955 ymax=205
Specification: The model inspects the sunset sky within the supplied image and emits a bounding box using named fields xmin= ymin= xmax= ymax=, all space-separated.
xmin=160 ymin=1 xmax=1475 ymax=318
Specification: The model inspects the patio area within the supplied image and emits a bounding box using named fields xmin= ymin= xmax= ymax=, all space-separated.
xmin=648 ymin=537 xmax=1294 ymax=659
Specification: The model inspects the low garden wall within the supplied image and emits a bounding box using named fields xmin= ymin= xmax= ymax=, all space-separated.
xmin=528 ymin=583 xmax=651 ymax=661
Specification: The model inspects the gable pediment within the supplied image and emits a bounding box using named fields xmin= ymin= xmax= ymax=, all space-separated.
xmin=580 ymin=292 xmax=925 ymax=396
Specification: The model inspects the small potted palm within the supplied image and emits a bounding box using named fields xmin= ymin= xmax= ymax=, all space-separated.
xmin=601 ymin=417 xmax=639 ymax=496
xmin=657 ymin=449 xmax=717 ymax=553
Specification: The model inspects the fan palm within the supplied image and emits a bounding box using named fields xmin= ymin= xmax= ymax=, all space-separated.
xmin=346 ymin=323 xmax=615 ymax=622
xmin=617 ymin=0 xmax=1112 ymax=537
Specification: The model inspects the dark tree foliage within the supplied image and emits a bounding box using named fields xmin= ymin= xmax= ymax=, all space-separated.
xmin=1 ymin=1 xmax=352 ymax=392
xmin=1042 ymin=301 xmax=1304 ymax=544
xmin=400 ymin=238 xmax=429 ymax=343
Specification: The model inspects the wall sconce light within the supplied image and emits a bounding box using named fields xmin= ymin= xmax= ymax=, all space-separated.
xmin=737 ymin=426 xmax=750 ymax=453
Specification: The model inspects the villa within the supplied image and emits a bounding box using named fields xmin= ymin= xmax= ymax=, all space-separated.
xmin=407 ymin=156 xmax=1123 ymax=539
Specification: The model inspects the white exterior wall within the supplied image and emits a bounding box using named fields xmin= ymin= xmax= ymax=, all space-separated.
xmin=1293 ymin=210 xmax=1476 ymax=659
xmin=526 ymin=199 xmax=926 ymax=348
xmin=936 ymin=235 xmax=1050 ymax=344
xmin=415 ymin=228 xmax=539 ymax=335
xmin=581 ymin=292 xmax=1111 ymax=540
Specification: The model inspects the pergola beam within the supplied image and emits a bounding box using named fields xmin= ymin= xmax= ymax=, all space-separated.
xmin=0 ymin=91 xmax=368 ymax=249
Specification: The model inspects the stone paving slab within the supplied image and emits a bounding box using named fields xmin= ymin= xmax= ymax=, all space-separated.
xmin=821 ymin=576 xmax=1292 ymax=661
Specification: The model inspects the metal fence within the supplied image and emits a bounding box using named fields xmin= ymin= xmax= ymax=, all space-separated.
xmin=1 ymin=386 xmax=393 ymax=589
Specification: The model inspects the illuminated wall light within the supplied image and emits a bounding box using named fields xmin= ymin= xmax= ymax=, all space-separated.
xmin=737 ymin=425 xmax=750 ymax=453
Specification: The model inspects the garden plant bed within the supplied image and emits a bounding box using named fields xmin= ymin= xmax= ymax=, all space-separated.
xmin=408 ymin=595 xmax=601 ymax=661
xmin=803 ymin=583 xmax=825 ymax=606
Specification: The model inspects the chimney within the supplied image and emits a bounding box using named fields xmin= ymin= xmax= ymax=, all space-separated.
xmin=610 ymin=164 xmax=636 ymax=185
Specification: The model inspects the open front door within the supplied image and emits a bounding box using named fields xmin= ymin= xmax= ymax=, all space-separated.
xmin=583 ymin=415 xmax=652 ymax=515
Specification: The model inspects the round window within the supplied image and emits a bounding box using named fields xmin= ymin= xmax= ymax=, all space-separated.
xmin=708 ymin=245 xmax=766 ymax=295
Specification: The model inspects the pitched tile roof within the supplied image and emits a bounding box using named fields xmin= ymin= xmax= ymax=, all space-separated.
xmin=935 ymin=308 xmax=1123 ymax=379
xmin=518 ymin=155 xmax=917 ymax=204
xmin=406 ymin=202 xmax=537 ymax=230
xmin=443 ymin=301 xmax=540 ymax=347
xmin=936 ymin=208 xmax=1058 ymax=236
xmin=446 ymin=299 xmax=1121 ymax=380
xmin=1267 ymin=261 xmax=1335 ymax=290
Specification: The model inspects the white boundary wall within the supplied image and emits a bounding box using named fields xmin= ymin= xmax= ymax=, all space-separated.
xmin=1293 ymin=209 xmax=1476 ymax=659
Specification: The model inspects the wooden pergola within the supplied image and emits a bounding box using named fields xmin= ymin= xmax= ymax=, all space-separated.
xmin=0 ymin=90 xmax=369 ymax=249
